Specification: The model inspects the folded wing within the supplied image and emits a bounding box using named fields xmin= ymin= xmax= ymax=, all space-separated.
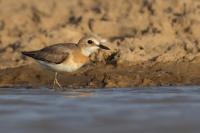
xmin=22 ymin=43 xmax=77 ymax=64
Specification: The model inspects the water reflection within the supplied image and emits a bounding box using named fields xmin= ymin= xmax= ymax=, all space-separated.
xmin=0 ymin=87 xmax=200 ymax=133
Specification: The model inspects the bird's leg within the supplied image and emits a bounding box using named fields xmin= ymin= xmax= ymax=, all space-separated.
xmin=52 ymin=72 xmax=57 ymax=89
xmin=53 ymin=76 xmax=56 ymax=89
xmin=53 ymin=72 xmax=63 ymax=90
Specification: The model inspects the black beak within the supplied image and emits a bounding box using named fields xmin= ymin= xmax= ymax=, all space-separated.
xmin=98 ymin=44 xmax=110 ymax=50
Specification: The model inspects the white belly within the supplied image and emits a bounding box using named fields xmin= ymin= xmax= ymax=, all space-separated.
xmin=38 ymin=60 xmax=83 ymax=72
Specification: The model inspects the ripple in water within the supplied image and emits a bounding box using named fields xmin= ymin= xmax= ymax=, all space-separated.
xmin=0 ymin=86 xmax=200 ymax=133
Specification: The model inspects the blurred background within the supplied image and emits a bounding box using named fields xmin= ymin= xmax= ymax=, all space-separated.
xmin=0 ymin=0 xmax=199 ymax=69
xmin=0 ymin=1 xmax=200 ymax=132
xmin=0 ymin=0 xmax=200 ymax=88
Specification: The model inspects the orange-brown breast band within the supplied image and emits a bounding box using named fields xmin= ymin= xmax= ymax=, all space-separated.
xmin=72 ymin=50 xmax=89 ymax=64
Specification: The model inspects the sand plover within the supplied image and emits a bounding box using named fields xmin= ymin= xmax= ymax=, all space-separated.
xmin=22 ymin=36 xmax=110 ymax=89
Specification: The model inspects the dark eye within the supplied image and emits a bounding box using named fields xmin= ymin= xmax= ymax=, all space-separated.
xmin=87 ymin=40 xmax=93 ymax=44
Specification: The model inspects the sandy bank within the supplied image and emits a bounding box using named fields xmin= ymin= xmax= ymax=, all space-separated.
xmin=0 ymin=58 xmax=200 ymax=89
xmin=0 ymin=0 xmax=200 ymax=88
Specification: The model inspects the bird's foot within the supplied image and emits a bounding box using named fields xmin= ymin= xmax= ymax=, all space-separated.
xmin=52 ymin=72 xmax=65 ymax=91
xmin=55 ymin=78 xmax=64 ymax=91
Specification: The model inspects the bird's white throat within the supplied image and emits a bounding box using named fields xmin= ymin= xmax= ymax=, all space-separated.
xmin=81 ymin=46 xmax=99 ymax=56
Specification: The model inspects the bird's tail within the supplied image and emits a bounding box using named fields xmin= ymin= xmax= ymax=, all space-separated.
xmin=21 ymin=51 xmax=37 ymax=58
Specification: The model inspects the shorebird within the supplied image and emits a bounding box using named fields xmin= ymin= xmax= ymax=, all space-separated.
xmin=22 ymin=36 xmax=110 ymax=89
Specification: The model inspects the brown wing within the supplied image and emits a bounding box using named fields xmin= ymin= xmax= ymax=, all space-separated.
xmin=22 ymin=43 xmax=78 ymax=64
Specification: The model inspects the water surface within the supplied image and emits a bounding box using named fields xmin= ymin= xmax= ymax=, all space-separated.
xmin=0 ymin=86 xmax=200 ymax=133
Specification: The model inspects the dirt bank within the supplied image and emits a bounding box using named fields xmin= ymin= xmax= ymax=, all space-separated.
xmin=0 ymin=57 xmax=200 ymax=89
xmin=0 ymin=0 xmax=200 ymax=88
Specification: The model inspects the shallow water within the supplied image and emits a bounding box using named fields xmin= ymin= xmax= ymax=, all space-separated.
xmin=0 ymin=86 xmax=200 ymax=133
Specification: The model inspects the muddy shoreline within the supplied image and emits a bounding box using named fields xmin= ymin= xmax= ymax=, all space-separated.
xmin=0 ymin=0 xmax=200 ymax=88
xmin=0 ymin=57 xmax=200 ymax=89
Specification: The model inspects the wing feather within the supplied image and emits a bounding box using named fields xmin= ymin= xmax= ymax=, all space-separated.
xmin=22 ymin=43 xmax=78 ymax=64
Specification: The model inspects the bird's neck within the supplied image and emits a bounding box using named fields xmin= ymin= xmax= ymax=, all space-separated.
xmin=81 ymin=47 xmax=98 ymax=56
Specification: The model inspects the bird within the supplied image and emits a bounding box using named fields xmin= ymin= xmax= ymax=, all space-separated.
xmin=22 ymin=36 xmax=110 ymax=89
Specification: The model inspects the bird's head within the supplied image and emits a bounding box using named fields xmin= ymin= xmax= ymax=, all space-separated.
xmin=78 ymin=36 xmax=110 ymax=56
